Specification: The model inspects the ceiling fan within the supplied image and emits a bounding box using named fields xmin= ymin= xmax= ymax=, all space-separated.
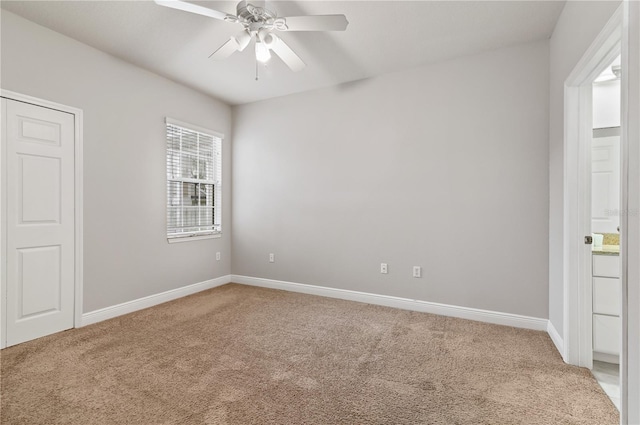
xmin=154 ymin=0 xmax=349 ymax=74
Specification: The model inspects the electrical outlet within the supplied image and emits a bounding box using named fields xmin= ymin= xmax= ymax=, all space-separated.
xmin=216 ymin=252 xmax=221 ymax=261
xmin=380 ymin=263 xmax=388 ymax=274
xmin=269 ymin=253 xmax=275 ymax=263
xmin=413 ymin=266 xmax=421 ymax=278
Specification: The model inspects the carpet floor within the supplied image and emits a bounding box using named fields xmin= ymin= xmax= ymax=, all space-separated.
xmin=1 ymin=283 xmax=619 ymax=424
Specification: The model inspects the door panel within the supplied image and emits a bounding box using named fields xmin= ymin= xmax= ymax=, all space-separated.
xmin=19 ymin=117 xmax=62 ymax=146
xmin=19 ymin=155 xmax=61 ymax=223
xmin=591 ymin=135 xmax=621 ymax=233
xmin=17 ymin=245 xmax=61 ymax=319
xmin=4 ymin=99 xmax=75 ymax=346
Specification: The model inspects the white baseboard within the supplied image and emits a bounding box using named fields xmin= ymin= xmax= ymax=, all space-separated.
xmin=547 ymin=319 xmax=565 ymax=360
xmin=81 ymin=275 xmax=232 ymax=326
xmin=593 ymin=351 xmax=620 ymax=365
xmin=231 ymin=275 xmax=548 ymax=331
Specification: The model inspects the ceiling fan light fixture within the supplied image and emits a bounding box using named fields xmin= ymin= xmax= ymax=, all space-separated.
xmin=234 ymin=30 xmax=252 ymax=52
xmin=257 ymin=28 xmax=277 ymax=48
xmin=255 ymin=39 xmax=271 ymax=63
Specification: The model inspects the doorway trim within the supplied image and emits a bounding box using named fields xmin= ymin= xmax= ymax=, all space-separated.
xmin=620 ymin=1 xmax=640 ymax=422
xmin=562 ymin=2 xmax=622 ymax=368
xmin=0 ymin=90 xmax=84 ymax=349
xmin=563 ymin=5 xmax=622 ymax=369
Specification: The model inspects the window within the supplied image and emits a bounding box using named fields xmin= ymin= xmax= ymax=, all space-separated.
xmin=166 ymin=118 xmax=222 ymax=241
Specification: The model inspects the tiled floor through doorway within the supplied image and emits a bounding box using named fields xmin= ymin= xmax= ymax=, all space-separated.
xmin=592 ymin=360 xmax=620 ymax=410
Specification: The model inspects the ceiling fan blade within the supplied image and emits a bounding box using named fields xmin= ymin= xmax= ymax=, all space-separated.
xmin=209 ymin=38 xmax=240 ymax=60
xmin=154 ymin=0 xmax=235 ymax=22
xmin=277 ymin=15 xmax=349 ymax=31
xmin=270 ymin=37 xmax=306 ymax=72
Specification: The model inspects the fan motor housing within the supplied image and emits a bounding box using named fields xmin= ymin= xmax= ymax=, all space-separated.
xmin=236 ymin=1 xmax=277 ymax=23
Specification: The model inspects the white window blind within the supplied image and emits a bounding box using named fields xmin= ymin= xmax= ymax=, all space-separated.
xmin=166 ymin=118 xmax=222 ymax=240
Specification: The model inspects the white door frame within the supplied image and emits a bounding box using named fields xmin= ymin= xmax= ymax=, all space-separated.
xmin=563 ymin=5 xmax=622 ymax=369
xmin=0 ymin=90 xmax=84 ymax=349
xmin=564 ymin=2 xmax=640 ymax=423
xmin=620 ymin=1 xmax=640 ymax=423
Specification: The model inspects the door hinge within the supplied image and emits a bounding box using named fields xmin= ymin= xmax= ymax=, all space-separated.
xmin=585 ymin=235 xmax=593 ymax=245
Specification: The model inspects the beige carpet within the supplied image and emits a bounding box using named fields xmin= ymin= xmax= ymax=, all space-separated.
xmin=1 ymin=283 xmax=618 ymax=424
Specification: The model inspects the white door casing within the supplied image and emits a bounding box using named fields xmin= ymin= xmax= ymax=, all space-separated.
xmin=620 ymin=1 xmax=640 ymax=423
xmin=563 ymin=5 xmax=621 ymax=369
xmin=3 ymin=98 xmax=75 ymax=347
xmin=564 ymin=2 xmax=640 ymax=422
xmin=592 ymin=135 xmax=621 ymax=234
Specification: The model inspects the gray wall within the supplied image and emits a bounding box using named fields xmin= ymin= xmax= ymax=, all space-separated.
xmin=8 ymin=5 xmax=610 ymax=323
xmin=1 ymin=11 xmax=232 ymax=312
xmin=232 ymin=41 xmax=550 ymax=318
xmin=548 ymin=0 xmax=621 ymax=338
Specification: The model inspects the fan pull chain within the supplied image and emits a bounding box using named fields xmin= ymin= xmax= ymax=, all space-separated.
xmin=255 ymin=59 xmax=259 ymax=81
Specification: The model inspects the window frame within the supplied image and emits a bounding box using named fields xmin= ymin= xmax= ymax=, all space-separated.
xmin=165 ymin=117 xmax=223 ymax=243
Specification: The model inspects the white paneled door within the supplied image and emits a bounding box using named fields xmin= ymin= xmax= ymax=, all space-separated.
xmin=2 ymin=98 xmax=75 ymax=346
xmin=591 ymin=135 xmax=621 ymax=234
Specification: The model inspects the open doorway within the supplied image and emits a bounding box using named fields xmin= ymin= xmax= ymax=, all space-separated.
xmin=590 ymin=55 xmax=622 ymax=410
xmin=562 ymin=3 xmax=640 ymax=421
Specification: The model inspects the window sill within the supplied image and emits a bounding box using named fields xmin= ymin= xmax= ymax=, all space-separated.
xmin=167 ymin=233 xmax=221 ymax=244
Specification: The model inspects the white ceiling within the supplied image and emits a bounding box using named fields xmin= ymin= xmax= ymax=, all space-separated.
xmin=1 ymin=0 xmax=566 ymax=105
